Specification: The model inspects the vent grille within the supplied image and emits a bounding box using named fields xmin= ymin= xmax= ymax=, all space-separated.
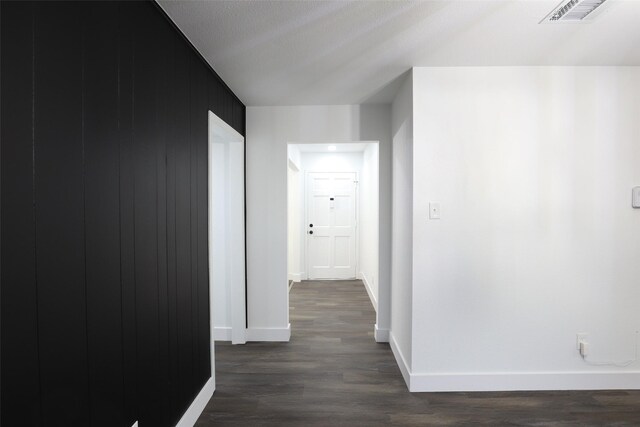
xmin=543 ymin=0 xmax=609 ymax=22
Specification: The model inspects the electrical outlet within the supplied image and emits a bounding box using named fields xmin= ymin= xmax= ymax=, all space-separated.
xmin=576 ymin=333 xmax=588 ymax=350
xmin=579 ymin=341 xmax=589 ymax=357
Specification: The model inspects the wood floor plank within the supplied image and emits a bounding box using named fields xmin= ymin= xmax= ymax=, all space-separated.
xmin=197 ymin=280 xmax=640 ymax=426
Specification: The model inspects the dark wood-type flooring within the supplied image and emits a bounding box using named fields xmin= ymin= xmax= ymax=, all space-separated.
xmin=197 ymin=280 xmax=640 ymax=426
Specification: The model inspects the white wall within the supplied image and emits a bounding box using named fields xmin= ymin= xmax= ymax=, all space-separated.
xmin=360 ymin=144 xmax=380 ymax=310
xmin=390 ymin=72 xmax=414 ymax=375
xmin=410 ymin=67 xmax=640 ymax=391
xmin=246 ymin=105 xmax=392 ymax=340
xmin=300 ymin=152 xmax=363 ymax=173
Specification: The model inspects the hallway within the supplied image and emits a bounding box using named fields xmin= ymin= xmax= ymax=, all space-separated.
xmin=197 ymin=280 xmax=640 ymax=426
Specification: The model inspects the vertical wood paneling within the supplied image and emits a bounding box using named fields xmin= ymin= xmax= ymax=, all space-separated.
xmin=233 ymin=99 xmax=245 ymax=135
xmin=208 ymin=78 xmax=226 ymax=129
xmin=0 ymin=3 xmax=41 ymax=425
xmin=165 ymin=28 xmax=182 ymax=427
xmin=195 ymin=64 xmax=212 ymax=386
xmin=174 ymin=40 xmax=196 ymax=411
xmin=0 ymin=2 xmax=245 ymax=426
xmin=189 ymin=52 xmax=201 ymax=397
xmin=116 ymin=4 xmax=139 ymax=425
xmin=33 ymin=3 xmax=89 ymax=424
xmin=155 ymin=8 xmax=172 ymax=426
xmin=133 ymin=3 xmax=163 ymax=425
xmin=82 ymin=3 xmax=126 ymax=426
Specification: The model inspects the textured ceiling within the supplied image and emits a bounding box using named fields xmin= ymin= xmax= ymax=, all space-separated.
xmin=158 ymin=0 xmax=640 ymax=105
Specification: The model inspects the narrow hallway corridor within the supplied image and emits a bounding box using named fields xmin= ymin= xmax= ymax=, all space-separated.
xmin=197 ymin=280 xmax=640 ymax=426
xmin=197 ymin=280 xmax=404 ymax=426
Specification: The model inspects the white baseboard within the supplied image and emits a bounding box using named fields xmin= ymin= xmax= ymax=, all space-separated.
xmin=389 ymin=332 xmax=411 ymax=389
xmin=215 ymin=325 xmax=291 ymax=342
xmin=213 ymin=327 xmax=232 ymax=341
xmin=387 ymin=332 xmax=640 ymax=392
xmin=360 ymin=272 xmax=378 ymax=312
xmin=409 ymin=371 xmax=640 ymax=393
xmin=245 ymin=324 xmax=291 ymax=342
xmin=288 ymin=273 xmax=302 ymax=282
xmin=374 ymin=324 xmax=389 ymax=343
xmin=175 ymin=377 xmax=214 ymax=427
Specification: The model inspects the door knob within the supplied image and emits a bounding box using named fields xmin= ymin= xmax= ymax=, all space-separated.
xmin=309 ymin=224 xmax=313 ymax=228
xmin=309 ymin=230 xmax=313 ymax=235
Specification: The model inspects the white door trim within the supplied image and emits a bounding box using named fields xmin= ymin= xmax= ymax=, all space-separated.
xmin=287 ymin=159 xmax=303 ymax=282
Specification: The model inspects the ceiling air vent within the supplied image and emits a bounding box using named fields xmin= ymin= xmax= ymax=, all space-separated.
xmin=542 ymin=0 xmax=609 ymax=23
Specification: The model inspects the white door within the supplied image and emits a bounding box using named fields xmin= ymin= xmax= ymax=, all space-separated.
xmin=306 ymin=172 xmax=357 ymax=279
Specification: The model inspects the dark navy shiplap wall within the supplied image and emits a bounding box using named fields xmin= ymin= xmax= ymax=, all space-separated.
xmin=0 ymin=2 xmax=245 ymax=426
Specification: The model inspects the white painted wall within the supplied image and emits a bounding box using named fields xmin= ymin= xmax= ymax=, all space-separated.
xmin=410 ymin=67 xmax=640 ymax=391
xmin=300 ymin=152 xmax=363 ymax=174
xmin=246 ymin=105 xmax=392 ymax=340
xmin=390 ymin=72 xmax=414 ymax=373
xmin=360 ymin=144 xmax=380 ymax=310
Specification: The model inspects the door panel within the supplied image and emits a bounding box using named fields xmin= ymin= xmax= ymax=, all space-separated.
xmin=312 ymin=196 xmax=331 ymax=227
xmin=311 ymin=236 xmax=331 ymax=267
xmin=307 ymin=172 xmax=357 ymax=279
xmin=334 ymin=237 xmax=351 ymax=268
xmin=334 ymin=196 xmax=351 ymax=226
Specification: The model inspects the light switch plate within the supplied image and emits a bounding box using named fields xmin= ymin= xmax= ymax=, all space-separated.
xmin=633 ymin=186 xmax=640 ymax=208
xmin=429 ymin=202 xmax=441 ymax=219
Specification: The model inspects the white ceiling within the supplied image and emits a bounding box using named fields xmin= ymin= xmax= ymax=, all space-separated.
xmin=158 ymin=0 xmax=640 ymax=106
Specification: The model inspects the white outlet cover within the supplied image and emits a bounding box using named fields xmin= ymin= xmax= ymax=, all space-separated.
xmin=633 ymin=186 xmax=640 ymax=208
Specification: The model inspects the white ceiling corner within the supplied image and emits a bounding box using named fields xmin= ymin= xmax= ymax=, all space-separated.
xmin=157 ymin=0 xmax=640 ymax=106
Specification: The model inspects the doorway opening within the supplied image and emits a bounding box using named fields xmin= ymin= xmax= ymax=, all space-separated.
xmin=208 ymin=111 xmax=246 ymax=377
xmin=287 ymin=142 xmax=380 ymax=333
